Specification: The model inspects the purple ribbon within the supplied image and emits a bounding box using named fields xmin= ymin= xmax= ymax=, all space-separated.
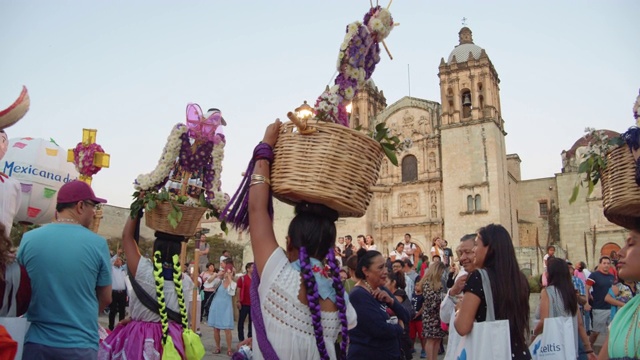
xmin=250 ymin=266 xmax=279 ymax=360
xmin=219 ymin=143 xmax=274 ymax=230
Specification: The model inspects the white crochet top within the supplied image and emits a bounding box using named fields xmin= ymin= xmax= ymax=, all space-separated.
xmin=252 ymin=248 xmax=357 ymax=360
xmin=128 ymin=257 xmax=180 ymax=323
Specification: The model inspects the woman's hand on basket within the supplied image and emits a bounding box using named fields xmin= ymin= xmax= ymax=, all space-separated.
xmin=262 ymin=118 xmax=281 ymax=148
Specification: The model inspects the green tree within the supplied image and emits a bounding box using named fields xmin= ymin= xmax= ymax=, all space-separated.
xmin=10 ymin=223 xmax=40 ymax=248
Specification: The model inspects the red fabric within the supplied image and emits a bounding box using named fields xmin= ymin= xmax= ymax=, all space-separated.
xmin=419 ymin=262 xmax=428 ymax=278
xmin=0 ymin=325 xmax=17 ymax=360
xmin=0 ymin=265 xmax=31 ymax=316
xmin=237 ymin=275 xmax=252 ymax=306
xmin=409 ymin=319 xmax=423 ymax=340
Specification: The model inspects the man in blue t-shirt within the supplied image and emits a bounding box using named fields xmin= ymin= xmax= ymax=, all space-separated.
xmin=18 ymin=180 xmax=112 ymax=359
xmin=585 ymin=256 xmax=615 ymax=347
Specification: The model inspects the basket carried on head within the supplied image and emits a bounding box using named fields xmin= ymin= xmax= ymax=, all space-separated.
xmin=145 ymin=202 xmax=207 ymax=236
xmin=271 ymin=118 xmax=383 ymax=218
xmin=601 ymin=145 xmax=640 ymax=229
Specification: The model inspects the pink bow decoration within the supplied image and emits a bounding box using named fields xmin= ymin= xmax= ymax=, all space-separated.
xmin=186 ymin=103 xmax=224 ymax=142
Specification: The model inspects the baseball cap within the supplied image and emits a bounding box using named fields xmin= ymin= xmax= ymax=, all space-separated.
xmin=57 ymin=180 xmax=107 ymax=204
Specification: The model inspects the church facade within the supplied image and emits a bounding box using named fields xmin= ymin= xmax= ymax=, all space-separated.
xmin=335 ymin=27 xmax=627 ymax=274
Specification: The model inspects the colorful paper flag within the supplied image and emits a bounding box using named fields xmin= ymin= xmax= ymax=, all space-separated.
xmin=13 ymin=142 xmax=26 ymax=149
xmin=43 ymin=188 xmax=57 ymax=198
xmin=20 ymin=183 xmax=32 ymax=193
xmin=27 ymin=207 xmax=41 ymax=218
xmin=45 ymin=148 xmax=58 ymax=156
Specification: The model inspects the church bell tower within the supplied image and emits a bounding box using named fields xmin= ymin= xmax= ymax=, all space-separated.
xmin=438 ymin=27 xmax=516 ymax=241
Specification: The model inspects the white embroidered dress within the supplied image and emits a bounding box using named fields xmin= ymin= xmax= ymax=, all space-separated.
xmin=252 ymin=248 xmax=357 ymax=360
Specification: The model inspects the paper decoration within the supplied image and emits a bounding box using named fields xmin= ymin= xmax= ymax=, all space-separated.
xmin=27 ymin=207 xmax=41 ymax=218
xmin=13 ymin=142 xmax=26 ymax=149
xmin=20 ymin=183 xmax=32 ymax=193
xmin=45 ymin=148 xmax=58 ymax=156
xmin=43 ymin=188 xmax=56 ymax=198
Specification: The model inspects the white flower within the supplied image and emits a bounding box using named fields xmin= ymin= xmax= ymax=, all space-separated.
xmin=347 ymin=22 xmax=360 ymax=34
xmin=344 ymin=87 xmax=355 ymax=100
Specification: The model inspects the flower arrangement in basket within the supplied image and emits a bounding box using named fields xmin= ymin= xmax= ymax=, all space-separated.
xmin=274 ymin=4 xmax=409 ymax=216
xmin=130 ymin=104 xmax=228 ymax=236
xmin=221 ymin=3 xmax=407 ymax=228
xmin=571 ymin=89 xmax=640 ymax=229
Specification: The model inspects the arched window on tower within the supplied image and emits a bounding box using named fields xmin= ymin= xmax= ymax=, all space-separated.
xmin=401 ymin=155 xmax=418 ymax=182
xmin=479 ymin=95 xmax=485 ymax=110
xmin=467 ymin=195 xmax=474 ymax=212
xmin=475 ymin=195 xmax=482 ymax=211
xmin=431 ymin=205 xmax=437 ymax=218
xmin=478 ymin=82 xmax=483 ymax=91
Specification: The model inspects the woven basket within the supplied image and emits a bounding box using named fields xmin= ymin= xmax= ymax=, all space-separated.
xmin=145 ymin=202 xmax=207 ymax=236
xmin=601 ymin=145 xmax=640 ymax=229
xmin=271 ymin=120 xmax=383 ymax=217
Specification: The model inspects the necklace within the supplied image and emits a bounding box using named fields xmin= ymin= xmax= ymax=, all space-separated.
xmin=361 ymin=280 xmax=374 ymax=293
xmin=56 ymin=218 xmax=79 ymax=224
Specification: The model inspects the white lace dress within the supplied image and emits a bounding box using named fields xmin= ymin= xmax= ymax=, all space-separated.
xmin=252 ymin=248 xmax=357 ymax=360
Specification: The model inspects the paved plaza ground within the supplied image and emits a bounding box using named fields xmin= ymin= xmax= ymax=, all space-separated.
xmin=98 ymin=294 xmax=602 ymax=359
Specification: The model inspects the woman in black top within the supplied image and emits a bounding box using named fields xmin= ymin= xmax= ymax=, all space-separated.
xmin=454 ymin=224 xmax=532 ymax=360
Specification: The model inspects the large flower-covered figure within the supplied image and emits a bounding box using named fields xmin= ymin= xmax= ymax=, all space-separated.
xmin=315 ymin=5 xmax=395 ymax=125
xmin=133 ymin=103 xmax=228 ymax=213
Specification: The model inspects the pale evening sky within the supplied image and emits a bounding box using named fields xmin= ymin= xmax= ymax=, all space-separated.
xmin=1 ymin=0 xmax=639 ymax=208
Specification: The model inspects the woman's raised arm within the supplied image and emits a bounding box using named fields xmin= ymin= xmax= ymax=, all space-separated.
xmin=248 ymin=119 xmax=281 ymax=275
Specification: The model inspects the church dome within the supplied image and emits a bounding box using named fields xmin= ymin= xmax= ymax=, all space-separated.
xmin=447 ymin=27 xmax=486 ymax=64
xmin=448 ymin=43 xmax=484 ymax=63
xmin=565 ymin=129 xmax=620 ymax=159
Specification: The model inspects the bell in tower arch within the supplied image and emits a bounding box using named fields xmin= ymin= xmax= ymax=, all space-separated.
xmin=462 ymin=91 xmax=472 ymax=118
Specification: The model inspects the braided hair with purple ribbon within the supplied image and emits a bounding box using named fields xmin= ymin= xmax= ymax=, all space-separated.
xmin=325 ymin=247 xmax=349 ymax=360
xmin=289 ymin=202 xmax=349 ymax=360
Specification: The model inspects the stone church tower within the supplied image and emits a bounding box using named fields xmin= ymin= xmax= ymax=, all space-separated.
xmin=438 ymin=27 xmax=517 ymax=243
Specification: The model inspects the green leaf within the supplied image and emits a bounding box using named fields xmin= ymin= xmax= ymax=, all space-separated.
xmin=383 ymin=146 xmax=398 ymax=166
xmin=608 ymin=136 xmax=624 ymax=147
xmin=381 ymin=142 xmax=395 ymax=150
xmin=577 ymin=160 xmax=589 ymax=174
xmin=220 ymin=221 xmax=228 ymax=235
xmin=168 ymin=216 xmax=178 ymax=229
xmin=569 ymin=185 xmax=580 ymax=204
xmin=148 ymin=199 xmax=156 ymax=209
xmin=587 ymin=179 xmax=595 ymax=196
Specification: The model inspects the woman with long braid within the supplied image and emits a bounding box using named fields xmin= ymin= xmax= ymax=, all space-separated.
xmin=98 ymin=214 xmax=204 ymax=359
xmin=246 ymin=119 xmax=356 ymax=359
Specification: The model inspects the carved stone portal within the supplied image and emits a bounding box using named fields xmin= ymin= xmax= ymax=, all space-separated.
xmin=399 ymin=193 xmax=419 ymax=217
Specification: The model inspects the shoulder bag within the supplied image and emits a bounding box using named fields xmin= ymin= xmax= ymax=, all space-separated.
xmin=529 ymin=287 xmax=577 ymax=360
xmin=453 ymin=269 xmax=512 ymax=360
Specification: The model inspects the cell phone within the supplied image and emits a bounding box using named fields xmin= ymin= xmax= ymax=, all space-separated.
xmin=225 ymin=263 xmax=233 ymax=272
